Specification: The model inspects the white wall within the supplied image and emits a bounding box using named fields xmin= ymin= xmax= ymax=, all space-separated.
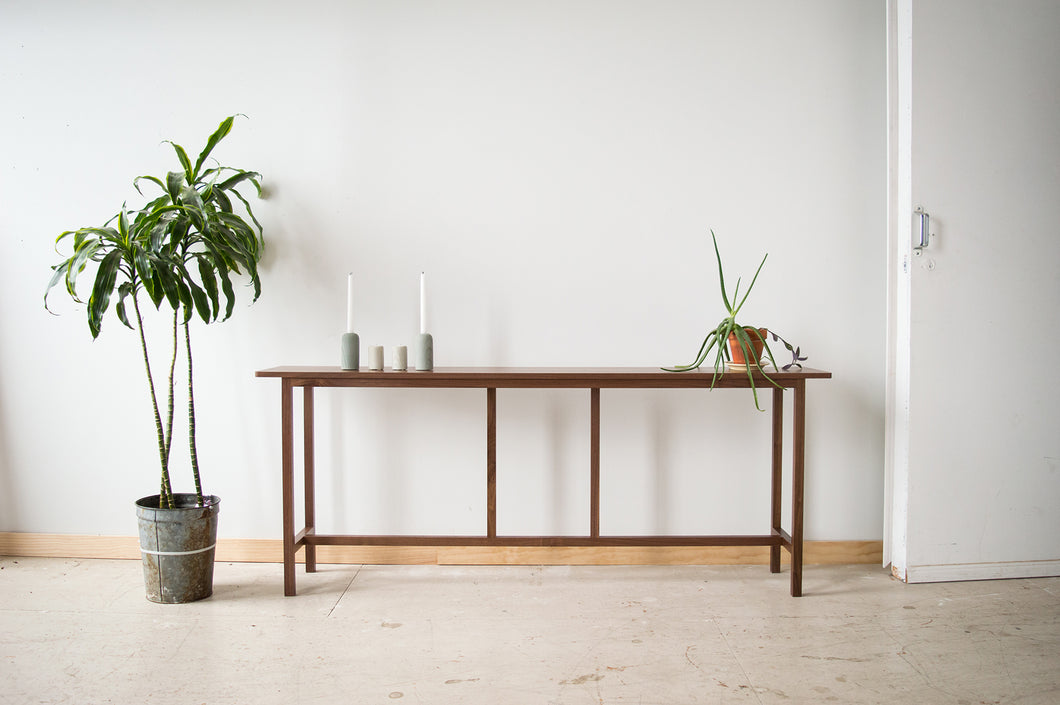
xmin=0 ymin=1 xmax=886 ymax=542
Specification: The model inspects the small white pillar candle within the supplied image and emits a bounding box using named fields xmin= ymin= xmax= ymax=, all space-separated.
xmin=368 ymin=345 xmax=384 ymax=370
xmin=392 ymin=345 xmax=407 ymax=371
xmin=419 ymin=272 xmax=427 ymax=334
xmin=346 ymin=272 xmax=355 ymax=334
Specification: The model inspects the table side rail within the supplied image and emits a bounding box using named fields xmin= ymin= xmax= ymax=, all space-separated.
xmin=304 ymin=534 xmax=789 ymax=548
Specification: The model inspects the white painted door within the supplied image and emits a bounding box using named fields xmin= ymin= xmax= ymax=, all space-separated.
xmin=888 ymin=0 xmax=1060 ymax=582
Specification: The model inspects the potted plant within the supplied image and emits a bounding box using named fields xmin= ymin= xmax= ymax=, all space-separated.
xmin=664 ymin=231 xmax=805 ymax=410
xmin=45 ymin=116 xmax=264 ymax=602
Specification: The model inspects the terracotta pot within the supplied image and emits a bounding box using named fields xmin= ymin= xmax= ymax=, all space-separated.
xmin=728 ymin=327 xmax=767 ymax=365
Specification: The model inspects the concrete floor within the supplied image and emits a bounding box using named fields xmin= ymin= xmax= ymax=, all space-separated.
xmin=1 ymin=558 xmax=1058 ymax=704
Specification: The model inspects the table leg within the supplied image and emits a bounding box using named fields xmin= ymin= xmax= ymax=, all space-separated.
xmin=791 ymin=380 xmax=806 ymax=597
xmin=303 ymin=386 xmax=316 ymax=573
xmin=590 ymin=388 xmax=601 ymax=538
xmin=487 ymin=388 xmax=497 ymax=539
xmin=281 ymin=379 xmax=296 ymax=596
xmin=770 ymin=387 xmax=784 ymax=574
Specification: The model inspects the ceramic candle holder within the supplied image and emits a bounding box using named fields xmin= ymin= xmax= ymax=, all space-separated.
xmin=368 ymin=345 xmax=384 ymax=371
xmin=415 ymin=333 xmax=433 ymax=371
xmin=340 ymin=332 xmax=360 ymax=370
xmin=392 ymin=345 xmax=408 ymax=371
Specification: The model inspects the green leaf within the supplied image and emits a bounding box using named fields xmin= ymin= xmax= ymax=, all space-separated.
xmin=152 ymin=260 xmax=182 ymax=310
xmin=711 ymin=231 xmax=733 ymax=314
xmin=229 ymin=188 xmax=263 ymax=236
xmin=166 ymin=171 xmax=185 ymax=202
xmin=180 ymin=186 xmax=206 ymax=232
xmin=44 ymin=262 xmax=70 ymax=312
xmin=246 ymin=261 xmax=262 ymax=302
xmin=149 ymin=222 xmax=169 ymax=253
xmin=217 ymin=212 xmax=255 ymax=244
xmin=210 ymin=187 xmax=233 ymax=214
xmin=217 ymin=169 xmax=260 ymax=193
xmin=709 ymin=341 xmax=726 ymax=389
xmin=202 ymin=225 xmax=248 ymax=268
xmin=131 ymin=245 xmax=153 ymax=284
xmin=57 ymin=229 xmax=77 ymax=250
xmin=216 ymin=265 xmax=236 ymax=321
xmin=146 ymin=271 xmax=166 ymax=308
xmin=192 ymin=115 xmax=236 ymax=179
xmin=187 ymin=276 xmax=211 ymax=323
xmin=135 ymin=194 xmax=174 ymax=220
xmin=166 ymin=217 xmax=190 ymax=253
xmin=172 ymin=259 xmax=209 ymax=322
xmin=718 ymin=320 xmax=734 ymax=363
xmin=760 ymin=333 xmax=781 ymax=372
xmin=732 ymin=253 xmax=768 ymax=317
xmin=175 ymin=277 xmax=193 ymax=314
xmin=731 ymin=326 xmax=755 ymax=364
xmin=62 ymin=240 xmax=106 ymax=302
xmin=134 ymin=175 xmax=167 ymax=197
xmin=730 ymin=327 xmax=781 ymax=408
xmin=196 ymin=256 xmax=220 ymax=319
xmin=115 ymin=281 xmax=135 ymax=330
xmin=117 ymin=210 xmax=130 ymax=241
xmin=167 ymin=141 xmax=193 ymax=180
xmin=87 ymin=250 xmax=123 ymax=338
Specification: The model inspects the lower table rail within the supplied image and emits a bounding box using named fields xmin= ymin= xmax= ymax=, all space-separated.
xmin=302 ymin=534 xmax=790 ymax=548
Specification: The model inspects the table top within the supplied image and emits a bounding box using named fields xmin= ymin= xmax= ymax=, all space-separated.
xmin=256 ymin=366 xmax=832 ymax=389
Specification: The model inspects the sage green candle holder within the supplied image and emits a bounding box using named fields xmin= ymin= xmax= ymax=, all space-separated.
xmin=340 ymin=332 xmax=360 ymax=370
xmin=415 ymin=333 xmax=433 ymax=371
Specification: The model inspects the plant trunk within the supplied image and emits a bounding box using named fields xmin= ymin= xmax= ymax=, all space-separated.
xmin=164 ymin=308 xmax=178 ymax=469
xmin=185 ymin=320 xmax=204 ymax=505
xmin=133 ymin=294 xmax=173 ymax=509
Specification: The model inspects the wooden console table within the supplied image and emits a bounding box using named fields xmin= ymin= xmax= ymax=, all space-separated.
xmin=255 ymin=366 xmax=831 ymax=597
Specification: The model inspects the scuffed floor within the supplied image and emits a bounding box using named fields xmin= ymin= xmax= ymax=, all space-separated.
xmin=1 ymin=558 xmax=1058 ymax=704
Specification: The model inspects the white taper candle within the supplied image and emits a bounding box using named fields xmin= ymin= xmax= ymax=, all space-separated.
xmin=346 ymin=272 xmax=354 ymax=334
xmin=419 ymin=271 xmax=427 ymax=334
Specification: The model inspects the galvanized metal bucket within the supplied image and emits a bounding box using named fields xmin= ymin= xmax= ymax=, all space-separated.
xmin=135 ymin=494 xmax=220 ymax=604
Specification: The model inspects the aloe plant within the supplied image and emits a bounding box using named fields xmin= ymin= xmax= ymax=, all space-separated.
xmin=46 ymin=116 xmax=264 ymax=508
xmin=664 ymin=231 xmax=804 ymax=410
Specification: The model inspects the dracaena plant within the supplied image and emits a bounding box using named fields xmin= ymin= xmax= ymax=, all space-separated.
xmin=46 ymin=116 xmax=264 ymax=509
xmin=664 ymin=231 xmax=805 ymax=410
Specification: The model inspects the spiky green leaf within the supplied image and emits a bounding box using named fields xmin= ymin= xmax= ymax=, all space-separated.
xmin=733 ymin=253 xmax=768 ymax=317
xmin=167 ymin=141 xmax=193 ymax=180
xmin=192 ymin=115 xmax=236 ymax=179
xmin=711 ymin=231 xmax=733 ymax=314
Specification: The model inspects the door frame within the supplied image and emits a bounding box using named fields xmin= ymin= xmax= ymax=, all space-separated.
xmin=884 ymin=0 xmax=912 ymax=581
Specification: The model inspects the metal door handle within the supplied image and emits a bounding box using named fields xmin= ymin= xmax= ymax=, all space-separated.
xmin=914 ymin=206 xmax=930 ymax=251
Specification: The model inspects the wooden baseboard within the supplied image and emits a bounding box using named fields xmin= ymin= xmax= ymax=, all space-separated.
xmin=0 ymin=533 xmax=882 ymax=566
